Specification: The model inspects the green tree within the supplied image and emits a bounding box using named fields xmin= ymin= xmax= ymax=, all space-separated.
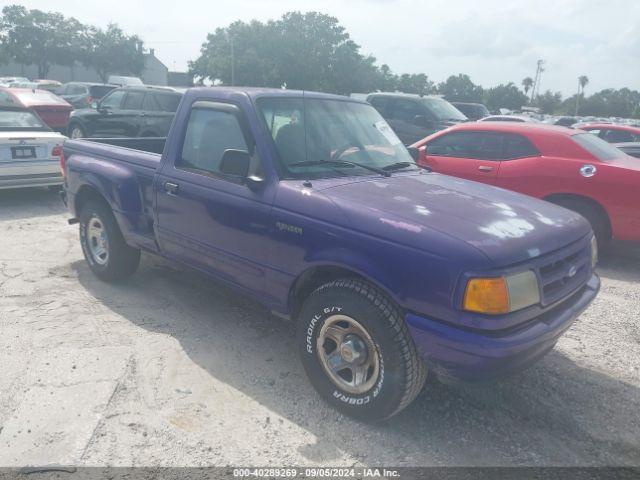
xmin=533 ymin=90 xmax=563 ymax=114
xmin=84 ymin=24 xmax=145 ymax=82
xmin=483 ymin=83 xmax=529 ymax=111
xmin=0 ymin=4 xmax=85 ymax=78
xmin=396 ymin=73 xmax=434 ymax=96
xmin=521 ymin=77 xmax=534 ymax=97
xmin=375 ymin=64 xmax=398 ymax=91
xmin=190 ymin=12 xmax=381 ymax=95
xmin=437 ymin=74 xmax=483 ymax=102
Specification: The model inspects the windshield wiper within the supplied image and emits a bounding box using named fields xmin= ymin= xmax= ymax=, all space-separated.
xmin=289 ymin=159 xmax=391 ymax=177
xmin=382 ymin=161 xmax=417 ymax=172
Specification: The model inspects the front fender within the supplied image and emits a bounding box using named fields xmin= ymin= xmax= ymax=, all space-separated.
xmin=302 ymin=247 xmax=400 ymax=303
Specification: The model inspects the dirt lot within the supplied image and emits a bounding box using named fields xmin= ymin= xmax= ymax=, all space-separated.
xmin=0 ymin=187 xmax=639 ymax=467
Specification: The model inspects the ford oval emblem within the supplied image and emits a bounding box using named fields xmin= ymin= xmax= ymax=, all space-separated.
xmin=567 ymin=265 xmax=578 ymax=278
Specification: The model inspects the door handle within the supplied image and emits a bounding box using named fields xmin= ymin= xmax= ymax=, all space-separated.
xmin=164 ymin=182 xmax=179 ymax=195
xmin=478 ymin=165 xmax=494 ymax=172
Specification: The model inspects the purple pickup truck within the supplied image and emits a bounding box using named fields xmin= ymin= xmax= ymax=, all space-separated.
xmin=61 ymin=87 xmax=600 ymax=420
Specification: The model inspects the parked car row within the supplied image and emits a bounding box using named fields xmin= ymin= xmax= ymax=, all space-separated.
xmin=412 ymin=121 xmax=640 ymax=246
xmin=0 ymin=87 xmax=73 ymax=133
xmin=0 ymin=102 xmax=65 ymax=190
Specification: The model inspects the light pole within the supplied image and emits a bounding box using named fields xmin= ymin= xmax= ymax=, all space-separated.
xmin=531 ymin=59 xmax=545 ymax=102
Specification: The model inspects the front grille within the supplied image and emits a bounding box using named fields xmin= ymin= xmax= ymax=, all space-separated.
xmin=537 ymin=240 xmax=591 ymax=306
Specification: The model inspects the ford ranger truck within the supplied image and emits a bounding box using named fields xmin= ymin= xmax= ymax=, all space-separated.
xmin=61 ymin=87 xmax=600 ymax=420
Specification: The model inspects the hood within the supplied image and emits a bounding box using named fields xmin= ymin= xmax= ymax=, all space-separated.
xmin=316 ymin=172 xmax=591 ymax=267
xmin=70 ymin=108 xmax=100 ymax=119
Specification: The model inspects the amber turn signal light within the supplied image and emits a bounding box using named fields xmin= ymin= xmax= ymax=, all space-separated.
xmin=463 ymin=277 xmax=510 ymax=315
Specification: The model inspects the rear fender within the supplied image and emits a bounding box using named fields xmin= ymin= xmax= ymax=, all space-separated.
xmin=69 ymin=154 xmax=143 ymax=216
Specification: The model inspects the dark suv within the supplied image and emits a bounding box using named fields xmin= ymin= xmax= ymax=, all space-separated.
xmin=67 ymin=86 xmax=184 ymax=139
xmin=58 ymin=82 xmax=117 ymax=109
xmin=451 ymin=102 xmax=490 ymax=121
xmin=366 ymin=92 xmax=468 ymax=145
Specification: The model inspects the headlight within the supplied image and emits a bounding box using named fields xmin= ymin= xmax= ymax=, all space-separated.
xmin=590 ymin=236 xmax=598 ymax=269
xmin=463 ymin=271 xmax=540 ymax=315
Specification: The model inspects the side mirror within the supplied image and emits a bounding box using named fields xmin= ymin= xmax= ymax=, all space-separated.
xmin=220 ymin=149 xmax=251 ymax=177
xmin=407 ymin=146 xmax=419 ymax=161
xmin=91 ymin=101 xmax=99 ymax=109
xmin=219 ymin=149 xmax=265 ymax=189
xmin=413 ymin=115 xmax=433 ymax=129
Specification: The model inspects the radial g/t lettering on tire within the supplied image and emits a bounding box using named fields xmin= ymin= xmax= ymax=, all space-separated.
xmin=297 ymin=278 xmax=427 ymax=420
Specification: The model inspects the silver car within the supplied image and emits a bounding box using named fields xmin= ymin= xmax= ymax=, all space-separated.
xmin=0 ymin=106 xmax=66 ymax=189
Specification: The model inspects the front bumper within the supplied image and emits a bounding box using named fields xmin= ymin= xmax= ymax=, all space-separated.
xmin=406 ymin=274 xmax=600 ymax=383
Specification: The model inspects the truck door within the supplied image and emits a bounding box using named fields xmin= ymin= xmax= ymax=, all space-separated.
xmin=154 ymin=100 xmax=273 ymax=295
xmin=423 ymin=130 xmax=502 ymax=184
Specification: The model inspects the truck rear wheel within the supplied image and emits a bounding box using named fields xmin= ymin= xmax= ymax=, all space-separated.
xmin=79 ymin=200 xmax=140 ymax=282
xmin=296 ymin=278 xmax=426 ymax=421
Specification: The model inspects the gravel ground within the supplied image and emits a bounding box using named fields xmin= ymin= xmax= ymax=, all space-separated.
xmin=0 ymin=187 xmax=638 ymax=468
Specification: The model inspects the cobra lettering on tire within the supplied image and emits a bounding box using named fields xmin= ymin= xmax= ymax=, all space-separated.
xmin=296 ymin=278 xmax=427 ymax=421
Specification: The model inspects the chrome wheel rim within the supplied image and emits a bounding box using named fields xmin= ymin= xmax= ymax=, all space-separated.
xmin=317 ymin=315 xmax=380 ymax=395
xmin=70 ymin=127 xmax=83 ymax=139
xmin=87 ymin=216 xmax=108 ymax=265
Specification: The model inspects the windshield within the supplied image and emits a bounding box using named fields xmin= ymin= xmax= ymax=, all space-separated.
xmin=257 ymin=97 xmax=416 ymax=179
xmin=572 ymin=133 xmax=624 ymax=161
xmin=0 ymin=110 xmax=50 ymax=131
xmin=423 ymin=97 xmax=467 ymax=121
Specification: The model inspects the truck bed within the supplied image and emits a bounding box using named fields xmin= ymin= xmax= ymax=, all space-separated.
xmin=64 ymin=137 xmax=165 ymax=171
xmin=63 ymin=137 xmax=164 ymax=254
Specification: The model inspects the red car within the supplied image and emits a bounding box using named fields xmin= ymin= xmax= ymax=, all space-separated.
xmin=412 ymin=122 xmax=640 ymax=245
xmin=578 ymin=123 xmax=640 ymax=144
xmin=0 ymin=87 xmax=72 ymax=132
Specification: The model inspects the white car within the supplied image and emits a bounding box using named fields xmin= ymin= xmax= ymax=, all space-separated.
xmin=0 ymin=105 xmax=66 ymax=189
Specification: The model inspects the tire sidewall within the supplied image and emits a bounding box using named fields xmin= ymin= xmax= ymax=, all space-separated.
xmin=79 ymin=203 xmax=111 ymax=275
xmin=69 ymin=123 xmax=86 ymax=139
xmin=297 ymin=284 xmax=409 ymax=419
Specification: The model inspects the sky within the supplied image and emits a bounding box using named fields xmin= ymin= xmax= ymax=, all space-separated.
xmin=13 ymin=0 xmax=640 ymax=96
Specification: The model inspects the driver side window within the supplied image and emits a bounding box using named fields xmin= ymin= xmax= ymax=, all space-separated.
xmin=428 ymin=131 xmax=505 ymax=160
xmin=100 ymin=90 xmax=125 ymax=109
xmin=179 ymin=107 xmax=250 ymax=176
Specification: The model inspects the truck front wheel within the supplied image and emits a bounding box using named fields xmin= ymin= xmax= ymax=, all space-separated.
xmin=79 ymin=200 xmax=140 ymax=282
xmin=297 ymin=278 xmax=427 ymax=421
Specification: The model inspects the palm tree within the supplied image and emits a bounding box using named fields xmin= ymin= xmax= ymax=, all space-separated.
xmin=575 ymin=75 xmax=589 ymax=115
xmin=522 ymin=77 xmax=534 ymax=97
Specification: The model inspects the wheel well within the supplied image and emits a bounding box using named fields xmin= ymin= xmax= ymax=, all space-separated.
xmin=68 ymin=121 xmax=83 ymax=132
xmin=74 ymin=185 xmax=110 ymax=217
xmin=544 ymin=193 xmax=612 ymax=240
xmin=288 ymin=266 xmax=367 ymax=319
